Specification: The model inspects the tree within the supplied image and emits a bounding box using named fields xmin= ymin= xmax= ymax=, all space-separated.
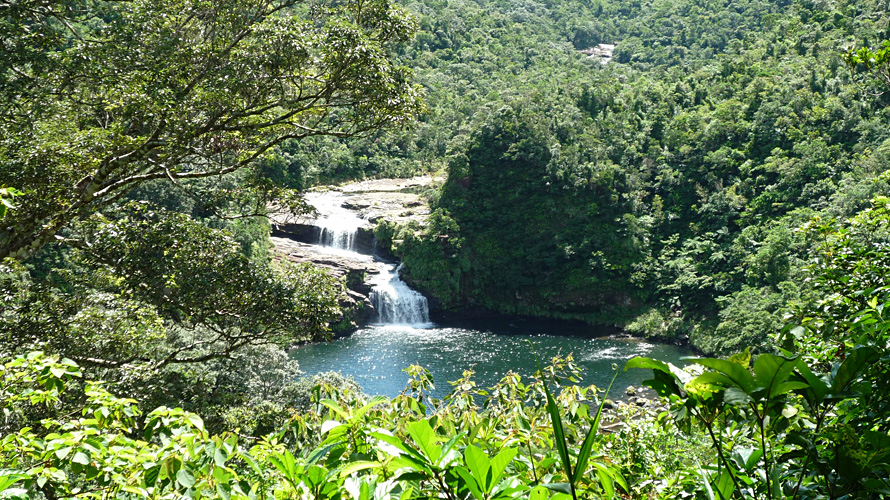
xmin=845 ymin=39 xmax=890 ymax=95
xmin=0 ymin=0 xmax=423 ymax=261
xmin=0 ymin=0 xmax=424 ymax=386
xmin=1 ymin=205 xmax=342 ymax=369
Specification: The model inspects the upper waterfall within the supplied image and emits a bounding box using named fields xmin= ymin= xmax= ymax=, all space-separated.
xmin=306 ymin=191 xmax=367 ymax=253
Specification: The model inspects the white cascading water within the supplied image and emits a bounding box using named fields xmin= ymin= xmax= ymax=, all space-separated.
xmin=369 ymin=263 xmax=430 ymax=325
xmin=318 ymin=226 xmax=356 ymax=251
xmin=307 ymin=191 xmax=365 ymax=252
xmin=306 ymin=191 xmax=430 ymax=326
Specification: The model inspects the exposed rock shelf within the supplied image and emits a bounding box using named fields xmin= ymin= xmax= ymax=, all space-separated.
xmin=271 ymin=175 xmax=439 ymax=242
xmin=271 ymin=236 xmax=378 ymax=332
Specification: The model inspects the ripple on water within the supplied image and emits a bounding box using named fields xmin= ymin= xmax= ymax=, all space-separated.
xmin=291 ymin=322 xmax=691 ymax=399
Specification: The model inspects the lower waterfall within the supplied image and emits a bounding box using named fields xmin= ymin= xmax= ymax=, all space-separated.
xmin=369 ymin=263 xmax=430 ymax=326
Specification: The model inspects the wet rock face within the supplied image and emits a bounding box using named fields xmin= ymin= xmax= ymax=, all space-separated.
xmin=272 ymin=224 xmax=377 ymax=255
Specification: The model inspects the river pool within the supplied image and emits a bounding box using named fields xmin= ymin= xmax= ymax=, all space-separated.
xmin=291 ymin=316 xmax=691 ymax=400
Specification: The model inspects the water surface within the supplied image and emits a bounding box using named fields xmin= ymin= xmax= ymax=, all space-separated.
xmin=291 ymin=317 xmax=691 ymax=399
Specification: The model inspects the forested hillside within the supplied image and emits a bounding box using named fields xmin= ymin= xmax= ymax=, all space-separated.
xmin=356 ymin=0 xmax=890 ymax=354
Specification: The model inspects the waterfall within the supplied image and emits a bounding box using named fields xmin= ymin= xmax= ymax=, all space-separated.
xmin=318 ymin=226 xmax=357 ymax=251
xmin=369 ymin=263 xmax=430 ymax=326
xmin=309 ymin=191 xmax=364 ymax=253
xmin=305 ymin=190 xmax=431 ymax=327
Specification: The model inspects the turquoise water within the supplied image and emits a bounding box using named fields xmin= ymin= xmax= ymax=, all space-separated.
xmin=291 ymin=317 xmax=691 ymax=399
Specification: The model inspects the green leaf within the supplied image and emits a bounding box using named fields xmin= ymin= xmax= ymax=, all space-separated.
xmin=186 ymin=414 xmax=205 ymax=432
xmin=624 ymin=357 xmax=672 ymax=373
xmin=163 ymin=456 xmax=182 ymax=480
xmin=692 ymin=358 xmax=757 ymax=393
xmin=715 ymin=470 xmax=735 ymax=500
xmin=727 ymin=347 xmax=751 ymax=369
xmin=408 ymin=419 xmax=441 ymax=464
xmin=643 ymin=370 xmax=685 ymax=398
xmin=752 ymin=354 xmax=798 ymax=399
xmin=176 ymin=468 xmax=195 ymax=489
xmin=686 ymin=372 xmax=733 ymax=399
xmin=489 ymin=447 xmax=517 ymax=489
xmin=831 ymin=346 xmax=880 ymax=393
xmin=370 ymin=431 xmax=426 ymax=463
xmin=321 ymin=420 xmax=343 ymax=434
xmin=269 ymin=450 xmax=299 ymax=479
xmin=304 ymin=465 xmax=327 ymax=487
xmin=578 ymin=368 xmax=619 ymax=479
xmin=144 ymin=465 xmax=161 ymax=487
xmin=793 ymin=361 xmax=829 ymax=405
xmin=237 ymin=450 xmax=263 ymax=475
xmin=698 ymin=466 xmax=715 ymax=500
xmin=464 ymin=446 xmax=491 ymax=490
xmin=723 ymin=386 xmax=752 ymax=406
xmin=529 ymin=485 xmax=550 ymax=500
xmin=545 ymin=382 xmax=573 ymax=482
xmin=626 ymin=357 xmax=690 ymax=397
xmin=455 ymin=466 xmax=485 ymax=500
xmin=733 ymin=447 xmax=763 ymax=472
xmin=625 ymin=357 xmax=693 ymax=384
xmin=772 ymin=381 xmax=809 ymax=398
xmin=0 ymin=475 xmax=28 ymax=493
xmin=543 ymin=483 xmax=572 ymax=495
xmin=307 ymin=442 xmax=341 ymax=465
xmin=214 ymin=448 xmax=227 ymax=468
xmin=398 ymin=485 xmax=415 ymax=500
xmin=339 ymin=461 xmax=381 ymax=477
xmin=320 ymin=399 xmax=350 ymax=419
xmin=354 ymin=395 xmax=389 ymax=420
xmin=216 ymin=482 xmax=232 ymax=500
xmin=595 ymin=465 xmax=615 ymax=498
xmin=71 ymin=452 xmax=90 ymax=466
xmin=438 ymin=433 xmax=464 ymax=467
xmin=533 ymin=348 xmax=574 ymax=485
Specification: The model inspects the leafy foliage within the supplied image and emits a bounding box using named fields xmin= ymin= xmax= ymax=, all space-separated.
xmin=0 ymin=352 xmax=629 ymax=500
xmin=2 ymin=206 xmax=341 ymax=370
xmin=0 ymin=0 xmax=423 ymax=262
xmin=364 ymin=0 xmax=890 ymax=354
xmin=626 ymin=196 xmax=890 ymax=499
